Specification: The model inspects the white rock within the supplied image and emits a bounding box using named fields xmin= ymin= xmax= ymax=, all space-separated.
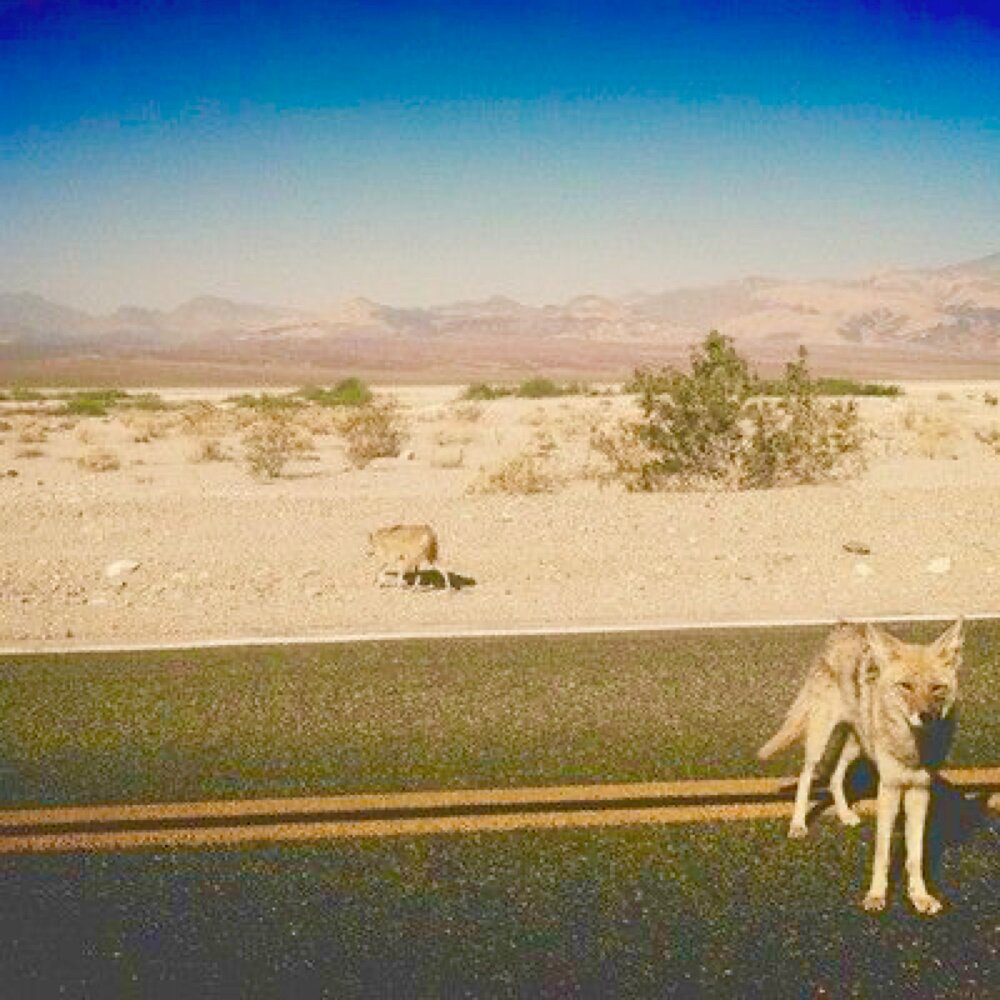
xmin=104 ymin=559 xmax=140 ymax=580
xmin=853 ymin=562 xmax=875 ymax=578
xmin=926 ymin=556 xmax=952 ymax=575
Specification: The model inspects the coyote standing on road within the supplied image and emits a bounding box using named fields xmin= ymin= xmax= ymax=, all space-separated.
xmin=759 ymin=619 xmax=964 ymax=914
xmin=369 ymin=524 xmax=453 ymax=590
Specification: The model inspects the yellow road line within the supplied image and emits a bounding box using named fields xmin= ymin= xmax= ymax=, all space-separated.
xmin=0 ymin=803 xmax=796 ymax=854
xmin=2 ymin=768 xmax=996 ymax=828
xmin=0 ymin=775 xmax=799 ymax=828
xmin=0 ymin=769 xmax=996 ymax=854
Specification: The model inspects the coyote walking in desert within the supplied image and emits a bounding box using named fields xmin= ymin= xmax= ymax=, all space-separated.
xmin=369 ymin=524 xmax=454 ymax=590
xmin=759 ymin=619 xmax=964 ymax=914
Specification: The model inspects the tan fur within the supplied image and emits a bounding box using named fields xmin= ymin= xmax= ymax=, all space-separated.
xmin=368 ymin=524 xmax=452 ymax=589
xmin=759 ymin=619 xmax=964 ymax=915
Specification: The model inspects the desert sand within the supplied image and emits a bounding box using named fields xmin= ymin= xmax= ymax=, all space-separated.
xmin=2 ymin=380 xmax=999 ymax=651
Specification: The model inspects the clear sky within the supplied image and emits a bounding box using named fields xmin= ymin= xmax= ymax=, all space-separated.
xmin=1 ymin=0 xmax=997 ymax=312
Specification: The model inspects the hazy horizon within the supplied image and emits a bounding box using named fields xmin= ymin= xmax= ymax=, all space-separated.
xmin=2 ymin=240 xmax=999 ymax=320
xmin=2 ymin=1 xmax=997 ymax=314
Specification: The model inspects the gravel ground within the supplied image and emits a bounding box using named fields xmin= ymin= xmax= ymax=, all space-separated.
xmin=2 ymin=382 xmax=999 ymax=649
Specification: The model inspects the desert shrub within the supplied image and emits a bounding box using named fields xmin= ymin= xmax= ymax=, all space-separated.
xmin=55 ymin=388 xmax=126 ymax=403
xmin=606 ymin=333 xmax=865 ymax=490
xmin=191 ymin=438 xmax=229 ymax=463
xmin=120 ymin=392 xmax=171 ymax=411
xmin=630 ymin=331 xmax=755 ymax=487
xmin=450 ymin=402 xmax=484 ymax=422
xmin=121 ymin=411 xmax=172 ymax=442
xmin=516 ymin=378 xmax=587 ymax=399
xmin=589 ymin=421 xmax=659 ymax=490
xmin=127 ymin=420 xmax=153 ymax=443
xmin=77 ymin=448 xmax=120 ymax=472
xmin=756 ymin=375 xmax=901 ymax=398
xmin=555 ymin=409 xmax=593 ymax=440
xmin=17 ymin=422 xmax=48 ymax=444
xmin=739 ymin=352 xmax=867 ymax=487
xmin=228 ymin=391 xmax=303 ymax=411
xmin=297 ymin=378 xmax=372 ymax=408
xmin=974 ymin=427 xmax=1000 ymax=455
xmin=179 ymin=402 xmax=228 ymax=436
xmin=627 ymin=368 xmax=901 ymax=399
xmin=9 ymin=387 xmax=46 ymax=402
xmin=337 ymin=399 xmax=406 ymax=467
xmin=532 ymin=429 xmax=558 ymax=455
xmin=463 ymin=377 xmax=590 ymax=401
xmin=242 ymin=413 xmax=313 ymax=479
xmin=16 ymin=447 xmax=44 ymax=459
xmin=517 ymin=378 xmax=560 ymax=399
xmin=901 ymin=407 xmax=961 ymax=459
xmin=296 ymin=406 xmax=341 ymax=436
xmin=62 ymin=396 xmax=110 ymax=417
xmin=471 ymin=452 xmax=559 ymax=494
xmin=58 ymin=389 xmax=131 ymax=417
xmin=984 ymin=392 xmax=998 ymax=407
xmin=461 ymin=382 xmax=515 ymax=401
xmin=622 ymin=369 xmax=676 ymax=395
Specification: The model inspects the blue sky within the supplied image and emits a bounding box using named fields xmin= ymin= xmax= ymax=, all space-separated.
xmin=1 ymin=0 xmax=997 ymax=311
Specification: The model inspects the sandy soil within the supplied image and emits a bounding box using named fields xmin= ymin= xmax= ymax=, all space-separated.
xmin=2 ymin=380 xmax=999 ymax=650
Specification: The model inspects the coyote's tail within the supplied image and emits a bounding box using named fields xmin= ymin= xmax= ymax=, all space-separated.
xmin=757 ymin=686 xmax=810 ymax=760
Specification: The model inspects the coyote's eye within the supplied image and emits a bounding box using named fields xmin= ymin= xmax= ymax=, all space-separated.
xmin=896 ymin=682 xmax=914 ymax=693
xmin=931 ymin=684 xmax=949 ymax=697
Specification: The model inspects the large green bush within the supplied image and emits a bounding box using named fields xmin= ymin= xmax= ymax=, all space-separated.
xmin=597 ymin=333 xmax=866 ymax=490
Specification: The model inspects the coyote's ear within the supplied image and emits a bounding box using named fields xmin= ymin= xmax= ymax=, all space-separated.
xmin=933 ymin=617 xmax=964 ymax=666
xmin=865 ymin=623 xmax=900 ymax=666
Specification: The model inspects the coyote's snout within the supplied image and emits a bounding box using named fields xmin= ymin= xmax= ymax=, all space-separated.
xmin=759 ymin=619 xmax=964 ymax=915
xmin=368 ymin=523 xmax=454 ymax=590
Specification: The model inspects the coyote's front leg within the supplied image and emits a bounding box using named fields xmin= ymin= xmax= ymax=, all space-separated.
xmin=904 ymin=785 xmax=942 ymax=915
xmin=863 ymin=782 xmax=901 ymax=912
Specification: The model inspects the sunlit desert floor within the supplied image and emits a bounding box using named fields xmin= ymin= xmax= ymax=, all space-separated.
xmin=2 ymin=380 xmax=1000 ymax=649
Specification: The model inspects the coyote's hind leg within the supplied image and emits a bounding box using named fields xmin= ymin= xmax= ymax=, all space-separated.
xmin=830 ymin=731 xmax=862 ymax=827
xmin=789 ymin=704 xmax=840 ymax=838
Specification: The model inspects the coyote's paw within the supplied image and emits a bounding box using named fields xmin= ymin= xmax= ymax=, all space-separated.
xmin=862 ymin=892 xmax=887 ymax=913
xmin=909 ymin=892 xmax=943 ymax=916
xmin=837 ymin=809 xmax=861 ymax=828
xmin=787 ymin=821 xmax=809 ymax=839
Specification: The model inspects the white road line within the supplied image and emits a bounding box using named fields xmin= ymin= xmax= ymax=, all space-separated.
xmin=1 ymin=610 xmax=995 ymax=656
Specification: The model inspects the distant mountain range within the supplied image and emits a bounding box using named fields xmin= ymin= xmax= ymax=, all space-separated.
xmin=2 ymin=252 xmax=998 ymax=374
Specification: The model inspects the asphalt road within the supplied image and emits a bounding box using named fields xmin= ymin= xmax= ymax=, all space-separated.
xmin=1 ymin=619 xmax=998 ymax=805
xmin=0 ymin=622 xmax=997 ymax=997
xmin=1 ymin=817 xmax=997 ymax=999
